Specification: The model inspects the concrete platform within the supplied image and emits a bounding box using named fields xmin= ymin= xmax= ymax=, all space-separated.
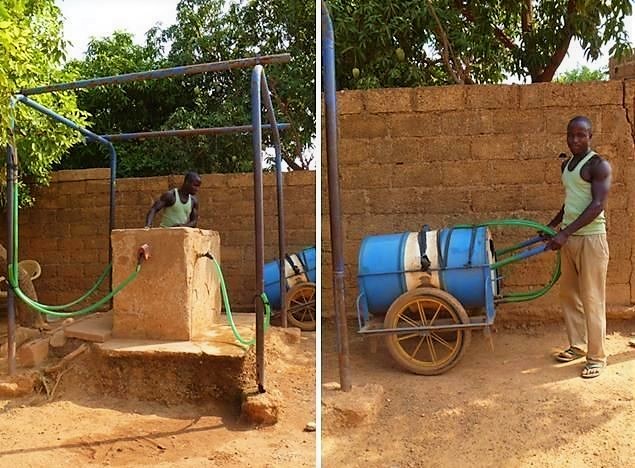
xmin=66 ymin=311 xmax=257 ymax=358
xmin=98 ymin=325 xmax=253 ymax=358
xmin=67 ymin=313 xmax=259 ymax=404
xmin=64 ymin=312 xmax=113 ymax=343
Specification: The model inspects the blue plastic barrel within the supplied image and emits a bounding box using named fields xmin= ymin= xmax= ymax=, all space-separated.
xmin=357 ymin=227 xmax=497 ymax=321
xmin=264 ymin=246 xmax=316 ymax=309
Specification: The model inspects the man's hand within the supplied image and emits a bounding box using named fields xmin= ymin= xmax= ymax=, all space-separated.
xmin=546 ymin=230 xmax=569 ymax=250
xmin=539 ymin=224 xmax=556 ymax=239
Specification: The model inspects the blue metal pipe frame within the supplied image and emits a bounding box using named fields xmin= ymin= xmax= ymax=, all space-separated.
xmin=17 ymin=95 xmax=119 ymax=242
xmin=321 ymin=1 xmax=352 ymax=392
xmin=251 ymin=64 xmax=288 ymax=392
xmin=7 ymin=58 xmax=290 ymax=386
xmin=19 ymin=54 xmax=291 ymax=96
xmin=103 ymin=124 xmax=290 ymax=142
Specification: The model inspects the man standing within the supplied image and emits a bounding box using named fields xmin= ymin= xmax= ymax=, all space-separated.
xmin=145 ymin=172 xmax=201 ymax=228
xmin=545 ymin=116 xmax=611 ymax=379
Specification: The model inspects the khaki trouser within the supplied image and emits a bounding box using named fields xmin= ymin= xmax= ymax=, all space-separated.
xmin=559 ymin=233 xmax=609 ymax=365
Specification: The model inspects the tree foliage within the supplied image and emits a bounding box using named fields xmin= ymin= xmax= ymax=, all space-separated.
xmin=59 ymin=0 xmax=315 ymax=176
xmin=330 ymin=0 xmax=633 ymax=89
xmin=555 ymin=65 xmax=607 ymax=83
xmin=0 ymin=0 xmax=87 ymax=205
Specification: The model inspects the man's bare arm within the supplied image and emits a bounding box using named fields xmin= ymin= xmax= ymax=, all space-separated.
xmin=145 ymin=191 xmax=175 ymax=227
xmin=547 ymin=159 xmax=611 ymax=250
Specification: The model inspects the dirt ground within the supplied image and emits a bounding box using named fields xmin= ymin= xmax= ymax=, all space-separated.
xmin=322 ymin=320 xmax=635 ymax=468
xmin=0 ymin=327 xmax=316 ymax=467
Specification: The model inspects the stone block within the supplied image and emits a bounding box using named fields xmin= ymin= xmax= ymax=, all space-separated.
xmin=365 ymin=88 xmax=413 ymax=114
xmin=472 ymin=135 xmax=519 ymax=160
xmin=337 ymin=90 xmax=365 ymax=114
xmin=49 ymin=329 xmax=67 ymax=347
xmin=241 ymin=388 xmax=281 ymax=425
xmin=322 ymin=383 xmax=385 ymax=430
xmin=544 ymin=107 xmax=603 ymax=135
xmin=389 ymin=113 xmax=442 ymax=137
xmin=112 ymin=228 xmax=221 ymax=341
xmin=523 ymin=185 xmax=564 ymax=211
xmin=491 ymin=109 xmax=545 ymax=134
xmin=391 ymin=162 xmax=444 ymax=187
xmin=17 ymin=338 xmax=49 ymax=368
xmin=414 ymin=85 xmax=465 ymax=112
xmin=340 ymin=114 xmax=388 ymax=139
xmin=472 ymin=187 xmax=523 ymax=212
xmin=466 ymin=84 xmax=519 ymax=109
xmin=441 ymin=160 xmax=489 ymax=186
xmin=281 ymin=327 xmax=302 ymax=344
xmin=574 ymin=81 xmax=624 ymax=106
xmin=341 ymin=165 xmax=390 ymax=189
xmin=490 ymin=160 xmax=547 ymax=185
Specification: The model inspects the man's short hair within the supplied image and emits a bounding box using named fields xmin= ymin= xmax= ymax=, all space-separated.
xmin=184 ymin=171 xmax=200 ymax=183
xmin=568 ymin=116 xmax=592 ymax=132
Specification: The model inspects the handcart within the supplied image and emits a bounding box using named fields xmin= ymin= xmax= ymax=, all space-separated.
xmin=356 ymin=220 xmax=560 ymax=375
xmin=265 ymin=246 xmax=317 ymax=331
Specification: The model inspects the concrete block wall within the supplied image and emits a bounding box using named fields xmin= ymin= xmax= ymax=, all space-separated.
xmin=322 ymin=80 xmax=635 ymax=321
xmin=609 ymin=54 xmax=635 ymax=80
xmin=3 ymin=168 xmax=315 ymax=310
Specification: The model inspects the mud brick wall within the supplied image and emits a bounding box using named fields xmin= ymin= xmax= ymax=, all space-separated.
xmin=322 ymin=80 xmax=635 ymax=321
xmin=2 ymin=169 xmax=315 ymax=309
xmin=609 ymin=54 xmax=635 ymax=80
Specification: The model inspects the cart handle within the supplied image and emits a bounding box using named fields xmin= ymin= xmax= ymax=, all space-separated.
xmin=491 ymin=242 xmax=548 ymax=270
xmin=453 ymin=219 xmax=561 ymax=303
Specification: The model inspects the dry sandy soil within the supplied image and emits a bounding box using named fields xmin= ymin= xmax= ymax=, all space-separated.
xmin=322 ymin=320 xmax=635 ymax=468
xmin=0 ymin=327 xmax=316 ymax=467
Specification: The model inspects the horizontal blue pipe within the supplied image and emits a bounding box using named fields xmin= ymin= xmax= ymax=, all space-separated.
xmin=494 ymin=244 xmax=548 ymax=269
xmin=102 ymin=124 xmax=291 ymax=142
xmin=19 ymin=54 xmax=291 ymax=96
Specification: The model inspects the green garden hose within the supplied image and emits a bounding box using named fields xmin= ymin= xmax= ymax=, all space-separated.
xmin=8 ymin=183 xmax=141 ymax=317
xmin=453 ymin=219 xmax=561 ymax=303
xmin=208 ymin=254 xmax=270 ymax=347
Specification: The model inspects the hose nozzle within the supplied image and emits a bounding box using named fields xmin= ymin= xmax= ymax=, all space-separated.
xmin=138 ymin=243 xmax=151 ymax=263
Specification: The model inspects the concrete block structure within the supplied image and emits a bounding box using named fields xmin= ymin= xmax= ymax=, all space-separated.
xmin=111 ymin=228 xmax=221 ymax=341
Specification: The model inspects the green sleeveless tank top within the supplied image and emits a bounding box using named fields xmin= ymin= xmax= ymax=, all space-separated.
xmin=160 ymin=188 xmax=192 ymax=227
xmin=561 ymin=150 xmax=606 ymax=236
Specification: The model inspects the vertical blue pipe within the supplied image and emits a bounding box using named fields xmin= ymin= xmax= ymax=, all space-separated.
xmin=5 ymin=144 xmax=17 ymax=375
xmin=322 ymin=1 xmax=352 ymax=391
xmin=259 ymin=78 xmax=287 ymax=328
xmin=108 ymin=143 xmax=117 ymax=270
xmin=251 ymin=66 xmax=266 ymax=393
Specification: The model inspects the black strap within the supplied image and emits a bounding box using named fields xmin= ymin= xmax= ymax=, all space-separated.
xmin=466 ymin=227 xmax=477 ymax=267
xmin=285 ymin=254 xmax=302 ymax=275
xmin=417 ymin=225 xmax=431 ymax=271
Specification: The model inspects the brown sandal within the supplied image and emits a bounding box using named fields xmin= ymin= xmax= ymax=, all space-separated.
xmin=555 ymin=347 xmax=586 ymax=362
xmin=581 ymin=363 xmax=603 ymax=379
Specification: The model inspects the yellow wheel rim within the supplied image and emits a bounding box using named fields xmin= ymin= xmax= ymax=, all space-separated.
xmin=386 ymin=296 xmax=463 ymax=370
xmin=286 ymin=283 xmax=316 ymax=328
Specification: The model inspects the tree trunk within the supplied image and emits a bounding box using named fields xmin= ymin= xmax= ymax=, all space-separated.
xmin=0 ymin=243 xmax=44 ymax=328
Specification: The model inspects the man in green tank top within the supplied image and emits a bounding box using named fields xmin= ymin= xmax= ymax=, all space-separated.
xmin=545 ymin=116 xmax=612 ymax=379
xmin=145 ymin=172 xmax=201 ymax=228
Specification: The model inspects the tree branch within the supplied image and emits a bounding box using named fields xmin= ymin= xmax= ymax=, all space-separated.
xmin=427 ymin=0 xmax=464 ymax=84
xmin=521 ymin=0 xmax=532 ymax=35
xmin=457 ymin=1 xmax=517 ymax=52
xmin=534 ymin=0 xmax=577 ymax=82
